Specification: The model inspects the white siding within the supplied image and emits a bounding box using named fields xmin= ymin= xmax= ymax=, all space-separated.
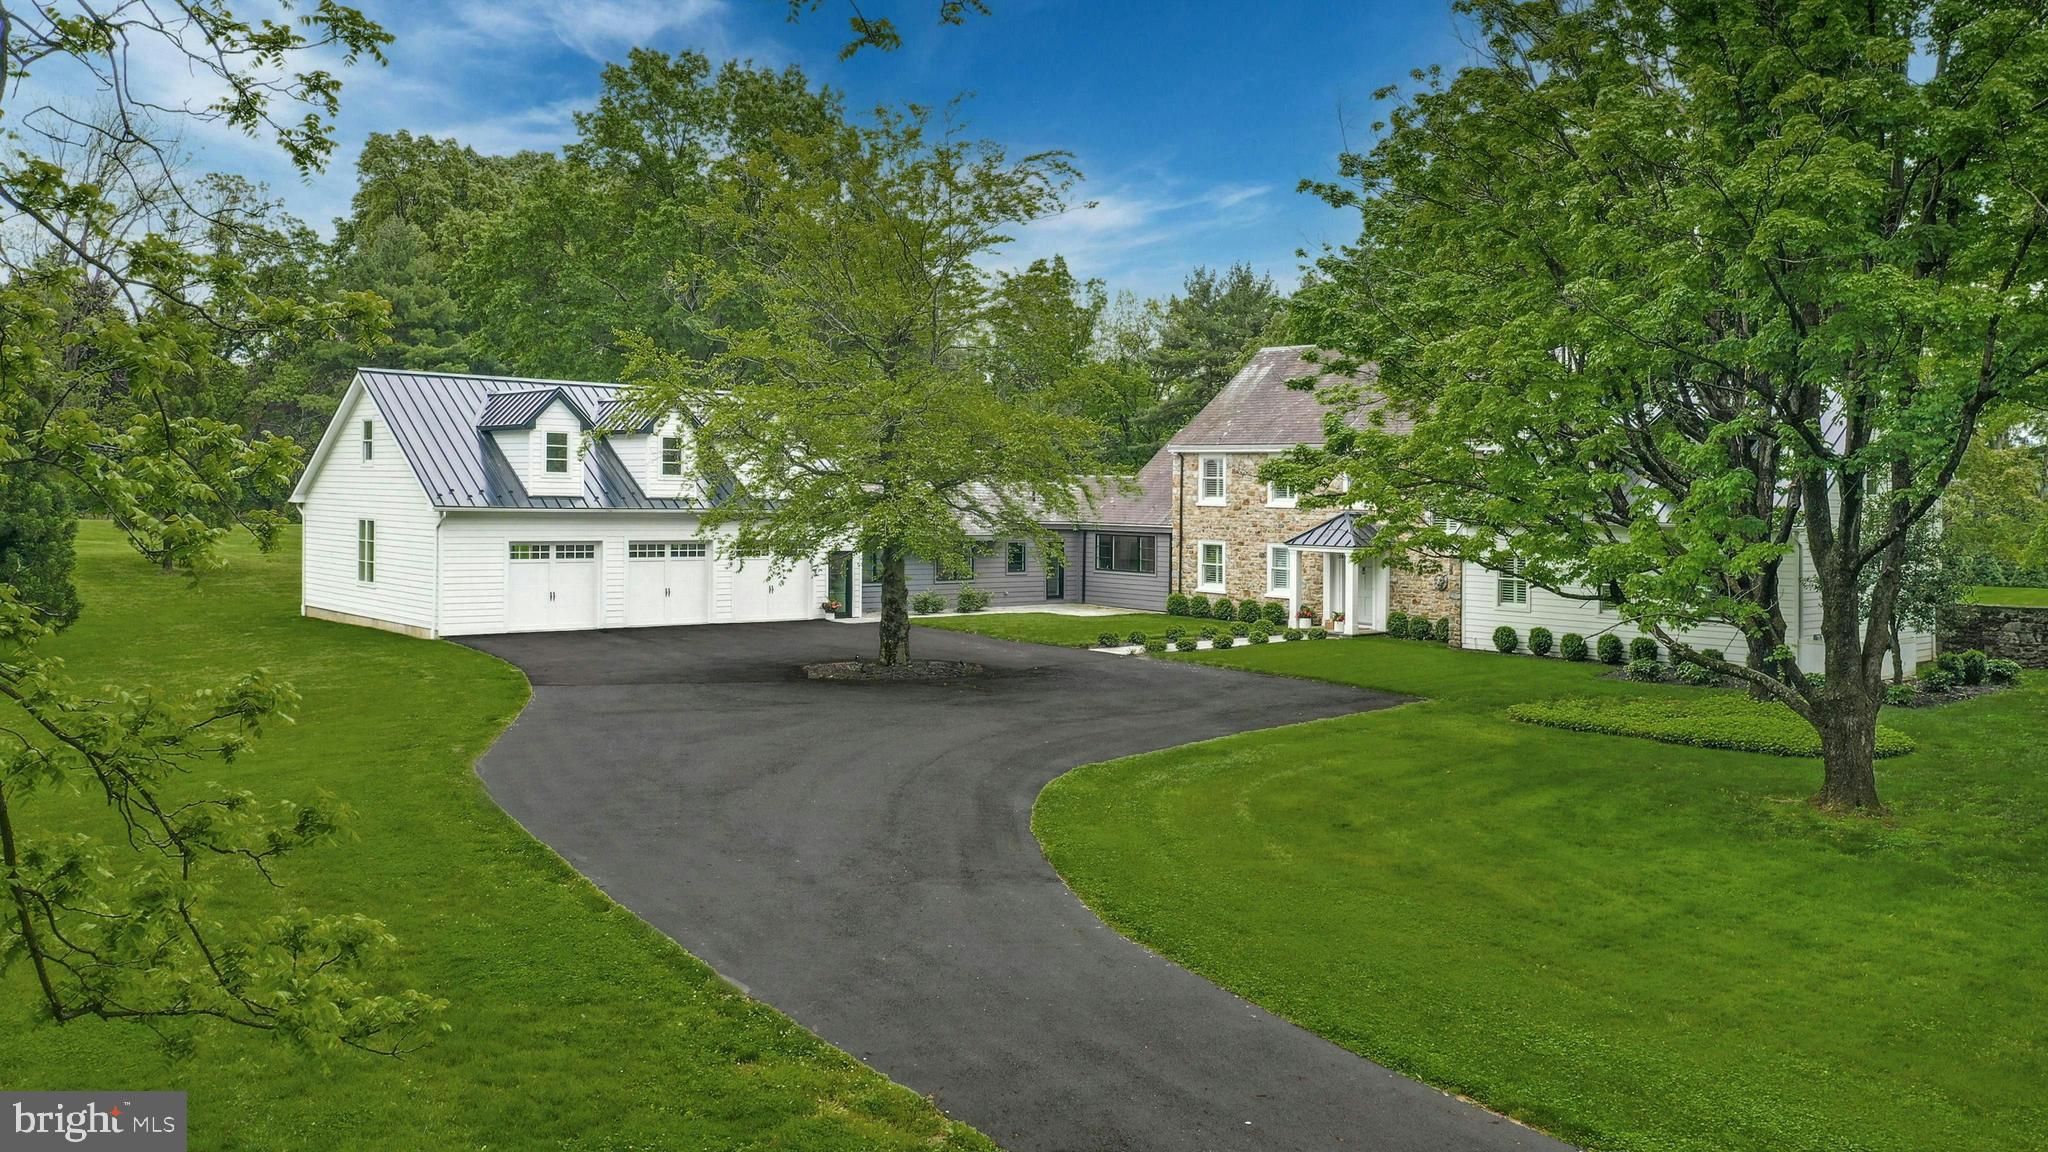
xmin=630 ymin=418 xmax=701 ymax=501
xmin=298 ymin=388 xmax=440 ymax=632
xmin=435 ymin=511 xmax=822 ymax=636
xmin=521 ymin=402 xmax=585 ymax=498
xmin=1461 ymin=535 xmax=1935 ymax=673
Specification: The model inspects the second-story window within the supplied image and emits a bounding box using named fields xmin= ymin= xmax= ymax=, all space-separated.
xmin=660 ymin=436 xmax=683 ymax=476
xmin=1199 ymin=455 xmax=1226 ymax=504
xmin=545 ymin=431 xmax=570 ymax=474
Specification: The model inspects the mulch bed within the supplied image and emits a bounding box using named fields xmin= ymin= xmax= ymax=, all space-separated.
xmin=802 ymin=659 xmax=986 ymax=683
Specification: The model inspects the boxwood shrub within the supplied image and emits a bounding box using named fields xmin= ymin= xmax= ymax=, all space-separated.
xmin=1407 ymin=616 xmax=1433 ymax=640
xmin=1239 ymin=599 xmax=1264 ymax=623
xmin=1560 ymin=633 xmax=1588 ymax=662
xmin=1126 ymin=630 xmax=1147 ymax=647
xmin=1596 ymin=633 xmax=1626 ymax=665
xmin=1284 ymin=627 xmax=1304 ymax=641
xmin=1263 ymin=601 xmax=1288 ymax=627
xmin=1164 ymin=625 xmax=1186 ymax=642
xmin=1507 ymin=695 xmax=1915 ymax=758
xmin=1230 ymin=621 xmax=1249 ymax=638
xmin=1214 ymin=597 xmax=1240 ymax=622
xmin=1387 ymin=609 xmax=1410 ymax=637
xmin=1310 ymin=627 xmax=1328 ymax=640
xmin=1433 ymin=616 xmax=1451 ymax=642
xmin=1097 ymin=631 xmax=1122 ymax=649
xmin=1959 ymin=649 xmax=1988 ymax=686
xmin=1630 ymin=636 xmax=1660 ymax=663
xmin=1492 ymin=625 xmax=1519 ymax=653
xmin=1165 ymin=592 xmax=1189 ymax=616
xmin=1187 ymin=595 xmax=1211 ymax=619
xmin=1144 ymin=638 xmax=1168 ymax=654
xmin=1528 ymin=627 xmax=1554 ymax=657
xmin=1174 ymin=635 xmax=1200 ymax=652
xmin=1987 ymin=657 xmax=2022 ymax=685
xmin=1247 ymin=625 xmax=1270 ymax=643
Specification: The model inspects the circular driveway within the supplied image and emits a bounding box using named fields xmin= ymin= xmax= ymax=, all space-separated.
xmin=464 ymin=621 xmax=1569 ymax=1152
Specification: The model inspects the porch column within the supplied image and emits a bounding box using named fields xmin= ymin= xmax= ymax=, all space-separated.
xmin=1287 ymin=547 xmax=1301 ymax=625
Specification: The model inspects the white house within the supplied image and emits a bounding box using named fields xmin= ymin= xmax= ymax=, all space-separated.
xmin=291 ymin=368 xmax=844 ymax=638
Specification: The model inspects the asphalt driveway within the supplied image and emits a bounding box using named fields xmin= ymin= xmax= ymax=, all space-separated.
xmin=465 ymin=621 xmax=1569 ymax=1152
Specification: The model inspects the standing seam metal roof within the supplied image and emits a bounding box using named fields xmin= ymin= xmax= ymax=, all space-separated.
xmin=1282 ymin=511 xmax=1380 ymax=550
xmin=356 ymin=368 xmax=707 ymax=511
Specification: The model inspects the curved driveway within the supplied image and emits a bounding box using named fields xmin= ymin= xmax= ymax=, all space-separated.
xmin=465 ymin=621 xmax=1568 ymax=1152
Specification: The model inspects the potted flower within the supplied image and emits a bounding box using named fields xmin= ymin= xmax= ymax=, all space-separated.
xmin=1296 ymin=604 xmax=1314 ymax=621
xmin=819 ymin=598 xmax=843 ymax=617
xmin=1330 ymin=611 xmax=1346 ymax=625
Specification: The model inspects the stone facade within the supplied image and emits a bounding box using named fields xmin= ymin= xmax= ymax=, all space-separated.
xmin=1941 ymin=604 xmax=2048 ymax=668
xmin=1168 ymin=450 xmax=1462 ymax=642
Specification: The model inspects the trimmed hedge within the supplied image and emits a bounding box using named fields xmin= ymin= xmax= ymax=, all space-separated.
xmin=1987 ymin=657 xmax=2022 ymax=685
xmin=1240 ymin=599 xmax=1266 ymax=623
xmin=1507 ymin=695 xmax=1917 ymax=759
xmin=1126 ymin=630 xmax=1148 ymax=646
xmin=1310 ymin=627 xmax=1328 ymax=640
xmin=1174 ymin=636 xmax=1200 ymax=652
xmin=1493 ymin=625 xmax=1519 ymax=653
xmin=1528 ymin=627 xmax=1553 ymax=657
xmin=1165 ymin=592 xmax=1189 ymax=616
xmin=1560 ymin=633 xmax=1588 ymax=662
xmin=910 ymin=590 xmax=947 ymax=615
xmin=1388 ymin=610 xmax=1410 ymax=637
xmin=1143 ymin=638 xmax=1168 ymax=654
xmin=1284 ymin=627 xmax=1304 ymax=641
xmin=1247 ymin=625 xmax=1270 ymax=643
xmin=1262 ymin=601 xmax=1289 ymax=627
xmin=1410 ymin=616 xmax=1436 ymax=640
xmin=1959 ymin=649 xmax=1988 ymax=686
xmin=1630 ymin=636 xmax=1660 ymax=663
xmin=1097 ymin=631 xmax=1122 ymax=648
xmin=1432 ymin=616 xmax=1451 ymax=642
xmin=1187 ymin=595 xmax=1212 ymax=619
xmin=1596 ymin=634 xmax=1626 ymax=665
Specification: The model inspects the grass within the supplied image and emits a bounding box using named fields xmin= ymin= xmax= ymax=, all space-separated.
xmin=915 ymin=610 xmax=1184 ymax=647
xmin=1508 ymin=693 xmax=1917 ymax=758
xmin=0 ymin=523 xmax=994 ymax=1152
xmin=1967 ymin=584 xmax=2048 ymax=607
xmin=1034 ymin=636 xmax=2048 ymax=1152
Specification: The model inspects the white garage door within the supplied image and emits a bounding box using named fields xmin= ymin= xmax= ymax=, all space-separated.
xmin=624 ymin=540 xmax=711 ymax=626
xmin=505 ymin=542 xmax=601 ymax=632
xmin=726 ymin=553 xmax=813 ymax=622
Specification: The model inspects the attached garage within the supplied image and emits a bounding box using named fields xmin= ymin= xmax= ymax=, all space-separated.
xmin=625 ymin=540 xmax=711 ymax=626
xmin=725 ymin=554 xmax=814 ymax=622
xmin=506 ymin=542 xmax=602 ymax=632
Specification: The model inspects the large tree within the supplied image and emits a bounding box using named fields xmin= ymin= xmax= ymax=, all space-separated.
xmin=1139 ymin=263 xmax=1286 ymax=443
xmin=1 ymin=2 xmax=441 ymax=1049
xmin=1278 ymin=0 xmax=2048 ymax=811
xmin=622 ymin=105 xmax=1099 ymax=666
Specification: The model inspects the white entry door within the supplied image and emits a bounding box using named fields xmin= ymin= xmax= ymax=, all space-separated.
xmin=505 ymin=542 xmax=601 ymax=631
xmin=726 ymin=554 xmax=813 ymax=622
xmin=624 ymin=540 xmax=711 ymax=626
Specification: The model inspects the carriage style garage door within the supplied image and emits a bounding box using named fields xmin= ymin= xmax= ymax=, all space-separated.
xmin=506 ymin=542 xmax=601 ymax=632
xmin=625 ymin=540 xmax=712 ymax=626
xmin=726 ymin=553 xmax=813 ymax=622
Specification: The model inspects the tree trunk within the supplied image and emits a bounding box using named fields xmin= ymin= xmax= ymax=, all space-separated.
xmin=1744 ymin=631 xmax=1778 ymax=702
xmin=877 ymin=548 xmax=910 ymax=666
xmin=1812 ymin=679 xmax=1884 ymax=812
xmin=1888 ymin=617 xmax=1905 ymax=685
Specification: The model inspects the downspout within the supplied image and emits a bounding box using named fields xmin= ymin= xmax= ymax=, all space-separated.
xmin=1079 ymin=530 xmax=1088 ymax=604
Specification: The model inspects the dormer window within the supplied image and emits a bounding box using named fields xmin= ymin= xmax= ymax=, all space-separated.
xmin=661 ymin=436 xmax=683 ymax=476
xmin=545 ymin=432 xmax=570 ymax=474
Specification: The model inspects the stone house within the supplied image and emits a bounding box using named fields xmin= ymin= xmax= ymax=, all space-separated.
xmin=1164 ymin=346 xmax=1462 ymax=640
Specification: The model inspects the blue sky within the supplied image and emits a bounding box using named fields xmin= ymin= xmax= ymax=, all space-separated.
xmin=99 ymin=1 xmax=1478 ymax=301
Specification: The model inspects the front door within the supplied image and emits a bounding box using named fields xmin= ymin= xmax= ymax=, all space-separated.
xmin=828 ymin=552 xmax=854 ymax=618
xmin=1046 ymin=558 xmax=1065 ymax=600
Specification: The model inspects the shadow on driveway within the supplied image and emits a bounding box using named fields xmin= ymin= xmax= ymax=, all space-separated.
xmin=463 ymin=621 xmax=1569 ymax=1152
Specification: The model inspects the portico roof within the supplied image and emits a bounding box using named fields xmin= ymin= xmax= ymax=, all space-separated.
xmin=1283 ymin=510 xmax=1378 ymax=550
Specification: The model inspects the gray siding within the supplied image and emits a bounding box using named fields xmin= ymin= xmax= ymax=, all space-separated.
xmin=1075 ymin=530 xmax=1171 ymax=612
xmin=862 ymin=536 xmax=1072 ymax=614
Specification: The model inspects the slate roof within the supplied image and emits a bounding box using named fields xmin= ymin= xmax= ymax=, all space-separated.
xmin=1166 ymin=345 xmax=1402 ymax=449
xmin=1071 ymin=446 xmax=1172 ymax=530
xmin=351 ymin=368 xmax=706 ymax=511
xmin=1283 ymin=510 xmax=1379 ymax=550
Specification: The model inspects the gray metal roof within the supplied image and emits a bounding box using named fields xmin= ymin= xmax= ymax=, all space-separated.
xmin=593 ymin=397 xmax=658 ymax=434
xmin=1283 ymin=511 xmax=1379 ymax=550
xmin=477 ymin=388 xmax=580 ymax=430
xmin=355 ymin=368 xmax=709 ymax=511
xmin=1167 ymin=345 xmax=1402 ymax=449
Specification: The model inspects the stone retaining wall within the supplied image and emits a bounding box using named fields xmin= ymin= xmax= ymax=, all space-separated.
xmin=1941 ymin=604 xmax=2048 ymax=668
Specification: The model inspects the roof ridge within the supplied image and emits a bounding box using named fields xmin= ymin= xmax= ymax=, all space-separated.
xmin=358 ymin=366 xmax=623 ymax=390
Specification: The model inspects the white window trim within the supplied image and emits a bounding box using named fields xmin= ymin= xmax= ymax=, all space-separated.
xmin=360 ymin=419 xmax=374 ymax=463
xmin=1265 ymin=480 xmax=1296 ymax=508
xmin=1497 ymin=556 xmax=1531 ymax=611
xmin=1196 ymin=540 xmax=1227 ymax=593
xmin=1198 ymin=455 xmax=1226 ymax=506
xmin=660 ymin=435 xmax=683 ymax=477
xmin=544 ymin=431 xmax=570 ymax=474
xmin=1266 ymin=544 xmax=1292 ymax=595
xmin=356 ymin=519 xmax=375 ymax=583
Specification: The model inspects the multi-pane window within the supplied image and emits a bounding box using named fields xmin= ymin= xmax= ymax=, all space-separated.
xmin=1094 ymin=533 xmax=1154 ymax=574
xmin=660 ymin=436 xmax=683 ymax=476
xmin=361 ymin=419 xmax=374 ymax=461
xmin=356 ymin=520 xmax=375 ymax=582
xmin=1006 ymin=542 xmax=1027 ymax=573
xmin=1198 ymin=542 xmax=1226 ymax=590
xmin=861 ymin=547 xmax=883 ymax=582
xmin=628 ymin=540 xmax=705 ymax=559
xmin=509 ymin=543 xmax=550 ymax=560
xmin=555 ymin=543 xmax=596 ymax=560
xmin=1497 ymin=556 xmax=1530 ymax=606
xmin=1266 ymin=480 xmax=1294 ymax=506
xmin=1267 ymin=544 xmax=1291 ymax=593
xmin=934 ymin=553 xmax=975 ymax=582
xmin=544 ymin=431 xmax=570 ymax=473
xmin=1199 ymin=456 xmax=1226 ymax=503
xmin=628 ymin=542 xmax=665 ymax=559
xmin=671 ymin=540 xmax=707 ymax=558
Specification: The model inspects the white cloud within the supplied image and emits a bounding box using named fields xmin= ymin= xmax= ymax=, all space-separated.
xmin=995 ymin=177 xmax=1282 ymax=298
xmin=440 ymin=0 xmax=730 ymax=60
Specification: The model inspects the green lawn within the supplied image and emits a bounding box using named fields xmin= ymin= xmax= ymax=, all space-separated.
xmin=1035 ymin=636 xmax=2048 ymax=1152
xmin=1967 ymin=584 xmax=2048 ymax=607
xmin=915 ymin=609 xmax=1183 ymax=647
xmin=1 ymin=524 xmax=993 ymax=1152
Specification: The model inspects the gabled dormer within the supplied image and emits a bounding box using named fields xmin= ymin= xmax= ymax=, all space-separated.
xmin=595 ymin=397 xmax=699 ymax=502
xmin=478 ymin=387 xmax=590 ymax=498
